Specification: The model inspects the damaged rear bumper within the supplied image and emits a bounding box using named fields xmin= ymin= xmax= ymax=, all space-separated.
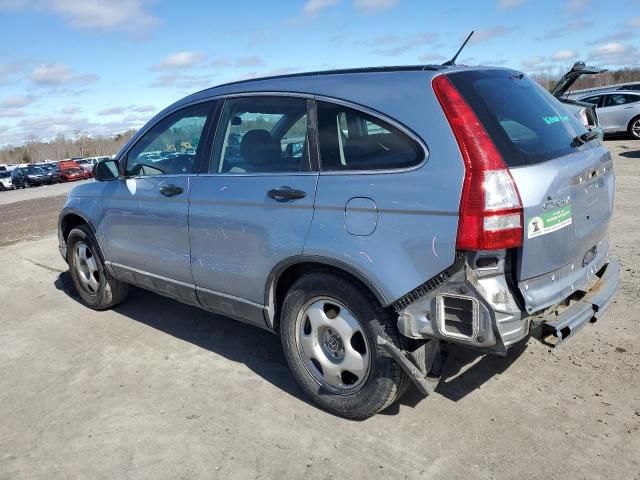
xmin=533 ymin=259 xmax=619 ymax=346
xmin=395 ymin=252 xmax=620 ymax=356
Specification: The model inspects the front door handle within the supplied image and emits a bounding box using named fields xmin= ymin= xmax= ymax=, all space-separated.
xmin=267 ymin=186 xmax=306 ymax=202
xmin=159 ymin=184 xmax=184 ymax=197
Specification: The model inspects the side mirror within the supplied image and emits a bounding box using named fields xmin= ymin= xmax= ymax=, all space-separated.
xmin=94 ymin=159 xmax=119 ymax=181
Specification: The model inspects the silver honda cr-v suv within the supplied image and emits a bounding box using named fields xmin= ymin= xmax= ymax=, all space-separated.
xmin=58 ymin=65 xmax=619 ymax=419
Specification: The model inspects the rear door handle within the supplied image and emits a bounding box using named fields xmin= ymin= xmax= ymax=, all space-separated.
xmin=159 ymin=184 xmax=184 ymax=197
xmin=267 ymin=186 xmax=306 ymax=201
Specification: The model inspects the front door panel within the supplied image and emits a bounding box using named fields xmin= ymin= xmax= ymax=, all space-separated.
xmin=101 ymin=176 xmax=192 ymax=285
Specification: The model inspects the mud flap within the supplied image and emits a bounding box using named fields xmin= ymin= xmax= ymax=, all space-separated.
xmin=376 ymin=336 xmax=446 ymax=396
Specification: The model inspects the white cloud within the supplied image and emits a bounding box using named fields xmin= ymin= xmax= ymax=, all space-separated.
xmin=470 ymin=26 xmax=510 ymax=43
xmin=98 ymin=106 xmax=126 ymax=116
xmin=521 ymin=55 xmax=545 ymax=69
xmin=302 ymin=0 xmax=340 ymax=16
xmin=236 ymin=56 xmax=265 ymax=68
xmin=629 ymin=17 xmax=640 ymax=28
xmin=542 ymin=20 xmax=591 ymax=40
xmin=0 ymin=95 xmax=35 ymax=108
xmin=0 ymin=108 xmax=26 ymax=118
xmin=152 ymin=51 xmax=207 ymax=70
xmin=0 ymin=0 xmax=158 ymax=31
xmin=61 ymin=106 xmax=81 ymax=114
xmin=31 ymin=63 xmax=98 ymax=86
xmin=588 ymin=42 xmax=640 ymax=65
xmin=498 ymin=0 xmax=527 ymax=8
xmin=353 ymin=0 xmax=398 ymax=13
xmin=150 ymin=73 xmax=215 ymax=89
xmin=551 ymin=49 xmax=578 ymax=61
xmin=418 ymin=52 xmax=446 ymax=63
xmin=0 ymin=62 xmax=25 ymax=85
xmin=131 ymin=105 xmax=156 ymax=113
xmin=565 ymin=0 xmax=589 ymax=12
xmin=369 ymin=32 xmax=438 ymax=56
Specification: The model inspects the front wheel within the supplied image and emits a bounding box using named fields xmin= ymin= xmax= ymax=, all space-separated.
xmin=280 ymin=272 xmax=409 ymax=420
xmin=67 ymin=225 xmax=128 ymax=310
xmin=628 ymin=116 xmax=640 ymax=140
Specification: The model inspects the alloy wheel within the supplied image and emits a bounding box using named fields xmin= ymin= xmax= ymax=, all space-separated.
xmin=632 ymin=119 xmax=640 ymax=139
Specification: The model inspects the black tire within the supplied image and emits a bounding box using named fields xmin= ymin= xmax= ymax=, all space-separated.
xmin=628 ymin=115 xmax=640 ymax=140
xmin=280 ymin=271 xmax=410 ymax=420
xmin=66 ymin=224 xmax=128 ymax=310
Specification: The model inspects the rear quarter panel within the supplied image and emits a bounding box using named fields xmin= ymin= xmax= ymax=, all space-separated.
xmin=301 ymin=75 xmax=464 ymax=304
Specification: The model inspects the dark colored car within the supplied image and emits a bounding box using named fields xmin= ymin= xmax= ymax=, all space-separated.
xmin=11 ymin=166 xmax=53 ymax=188
xmin=36 ymin=163 xmax=62 ymax=183
xmin=616 ymin=84 xmax=640 ymax=92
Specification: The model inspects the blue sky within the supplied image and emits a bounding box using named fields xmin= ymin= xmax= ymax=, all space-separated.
xmin=0 ymin=0 xmax=638 ymax=146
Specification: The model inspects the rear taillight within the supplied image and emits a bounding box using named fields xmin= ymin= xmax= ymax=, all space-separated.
xmin=432 ymin=74 xmax=523 ymax=250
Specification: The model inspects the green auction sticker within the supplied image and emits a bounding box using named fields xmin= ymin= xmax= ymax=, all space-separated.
xmin=527 ymin=205 xmax=572 ymax=239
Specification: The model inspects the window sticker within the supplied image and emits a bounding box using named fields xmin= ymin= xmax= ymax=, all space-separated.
xmin=527 ymin=205 xmax=572 ymax=239
xmin=542 ymin=114 xmax=570 ymax=125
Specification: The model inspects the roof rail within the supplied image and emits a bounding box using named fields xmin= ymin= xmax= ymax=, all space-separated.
xmin=196 ymin=64 xmax=447 ymax=94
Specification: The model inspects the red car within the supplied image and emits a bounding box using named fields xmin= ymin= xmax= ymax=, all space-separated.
xmin=58 ymin=160 xmax=92 ymax=182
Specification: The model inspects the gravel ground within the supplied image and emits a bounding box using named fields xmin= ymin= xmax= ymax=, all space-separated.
xmin=0 ymin=139 xmax=638 ymax=479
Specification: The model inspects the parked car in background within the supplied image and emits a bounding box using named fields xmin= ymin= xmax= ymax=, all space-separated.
xmin=59 ymin=160 xmax=91 ymax=182
xmin=577 ymin=91 xmax=640 ymax=139
xmin=59 ymin=65 xmax=618 ymax=419
xmin=616 ymin=84 xmax=640 ymax=92
xmin=0 ymin=170 xmax=13 ymax=190
xmin=35 ymin=163 xmax=62 ymax=183
xmin=60 ymin=166 xmax=89 ymax=182
xmin=11 ymin=166 xmax=53 ymax=188
xmin=78 ymin=156 xmax=112 ymax=174
xmin=553 ymin=62 xmax=606 ymax=140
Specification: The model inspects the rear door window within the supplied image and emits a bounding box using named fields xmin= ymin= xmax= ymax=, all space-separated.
xmin=316 ymin=101 xmax=423 ymax=171
xmin=447 ymin=70 xmax=590 ymax=167
xmin=212 ymin=96 xmax=310 ymax=174
xmin=602 ymin=93 xmax=640 ymax=107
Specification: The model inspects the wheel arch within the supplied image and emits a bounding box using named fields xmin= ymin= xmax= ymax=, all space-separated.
xmin=58 ymin=209 xmax=103 ymax=264
xmin=265 ymin=256 xmax=390 ymax=332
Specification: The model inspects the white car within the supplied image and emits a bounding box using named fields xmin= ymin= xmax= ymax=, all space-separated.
xmin=578 ymin=91 xmax=640 ymax=139
xmin=0 ymin=170 xmax=13 ymax=190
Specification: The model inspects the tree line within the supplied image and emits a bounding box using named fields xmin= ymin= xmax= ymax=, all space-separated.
xmin=0 ymin=130 xmax=137 ymax=165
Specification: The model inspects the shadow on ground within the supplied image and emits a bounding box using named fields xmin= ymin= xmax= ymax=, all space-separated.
xmin=55 ymin=271 xmax=526 ymax=417
xmin=619 ymin=149 xmax=640 ymax=159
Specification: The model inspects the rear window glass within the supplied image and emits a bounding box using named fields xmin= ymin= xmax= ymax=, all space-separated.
xmin=448 ymin=70 xmax=589 ymax=167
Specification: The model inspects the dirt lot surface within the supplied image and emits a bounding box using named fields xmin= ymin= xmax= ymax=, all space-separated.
xmin=0 ymin=140 xmax=638 ymax=479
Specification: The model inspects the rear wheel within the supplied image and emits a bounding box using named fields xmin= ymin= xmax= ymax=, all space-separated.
xmin=629 ymin=115 xmax=640 ymax=139
xmin=67 ymin=225 xmax=128 ymax=310
xmin=280 ymin=271 xmax=409 ymax=419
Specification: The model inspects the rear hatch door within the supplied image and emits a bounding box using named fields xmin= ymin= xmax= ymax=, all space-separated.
xmin=448 ymin=69 xmax=615 ymax=312
xmin=551 ymin=61 xmax=607 ymax=99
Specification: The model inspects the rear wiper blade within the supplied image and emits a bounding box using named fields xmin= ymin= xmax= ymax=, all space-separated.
xmin=571 ymin=130 xmax=599 ymax=147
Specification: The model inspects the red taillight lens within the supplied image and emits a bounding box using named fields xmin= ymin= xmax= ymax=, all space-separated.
xmin=432 ymin=74 xmax=523 ymax=250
